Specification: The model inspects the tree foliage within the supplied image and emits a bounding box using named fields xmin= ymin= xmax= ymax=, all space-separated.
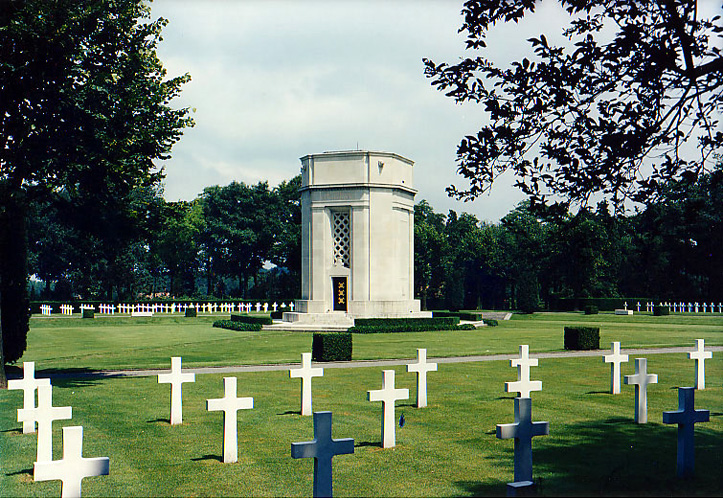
xmin=0 ymin=0 xmax=193 ymax=374
xmin=424 ymin=0 xmax=723 ymax=213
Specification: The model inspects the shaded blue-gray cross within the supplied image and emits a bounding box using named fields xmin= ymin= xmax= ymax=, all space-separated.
xmin=496 ymin=397 xmax=549 ymax=483
xmin=663 ymin=387 xmax=709 ymax=478
xmin=291 ymin=411 xmax=354 ymax=498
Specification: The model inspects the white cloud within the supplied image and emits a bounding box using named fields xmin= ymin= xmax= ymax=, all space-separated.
xmin=151 ymin=0 xmax=570 ymax=221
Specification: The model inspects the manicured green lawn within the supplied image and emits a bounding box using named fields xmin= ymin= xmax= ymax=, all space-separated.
xmin=2 ymin=353 xmax=723 ymax=497
xmin=14 ymin=312 xmax=723 ymax=374
xmin=3 ymin=312 xmax=723 ymax=496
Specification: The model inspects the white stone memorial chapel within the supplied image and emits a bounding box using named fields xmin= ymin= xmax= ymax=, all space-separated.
xmin=284 ymin=150 xmax=430 ymax=325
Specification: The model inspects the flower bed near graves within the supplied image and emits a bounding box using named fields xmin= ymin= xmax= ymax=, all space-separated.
xmin=212 ymin=320 xmax=262 ymax=332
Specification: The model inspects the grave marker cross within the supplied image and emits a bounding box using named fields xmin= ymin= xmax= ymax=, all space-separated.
xmin=18 ymin=384 xmax=72 ymax=462
xmin=34 ymin=426 xmax=110 ymax=498
xmin=688 ymin=339 xmax=712 ymax=390
xmin=505 ymin=345 xmax=542 ymax=398
xmin=367 ymin=370 xmax=409 ymax=448
xmin=289 ymin=352 xmax=324 ymax=416
xmin=8 ymin=361 xmax=51 ymax=433
xmin=496 ymin=397 xmax=549 ymax=483
xmin=291 ymin=411 xmax=354 ymax=498
xmin=623 ymin=358 xmax=658 ymax=423
xmin=662 ymin=387 xmax=709 ymax=478
xmin=407 ymin=348 xmax=437 ymax=408
xmin=157 ymin=357 xmax=195 ymax=425
xmin=206 ymin=377 xmax=254 ymax=463
xmin=603 ymin=342 xmax=629 ymax=394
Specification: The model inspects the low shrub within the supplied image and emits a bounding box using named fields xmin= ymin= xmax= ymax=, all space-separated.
xmin=355 ymin=317 xmax=458 ymax=328
xmin=230 ymin=314 xmax=273 ymax=325
xmin=483 ymin=319 xmax=498 ymax=327
xmin=432 ymin=311 xmax=483 ymax=321
xmin=185 ymin=307 xmax=197 ymax=317
xmin=82 ymin=309 xmax=94 ymax=319
xmin=312 ymin=333 xmax=352 ymax=361
xmin=653 ymin=305 xmax=670 ymax=316
xmin=212 ymin=320 xmax=262 ymax=332
xmin=564 ymin=326 xmax=600 ymax=350
xmin=349 ymin=322 xmax=474 ymax=334
xmin=584 ymin=305 xmax=599 ymax=315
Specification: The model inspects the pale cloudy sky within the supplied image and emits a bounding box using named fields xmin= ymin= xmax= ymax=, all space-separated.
xmin=149 ymin=0 xmax=575 ymax=222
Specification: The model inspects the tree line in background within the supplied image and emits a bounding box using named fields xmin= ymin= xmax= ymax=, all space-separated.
xmin=28 ymin=168 xmax=722 ymax=315
xmin=415 ymin=170 xmax=723 ymax=312
xmin=27 ymin=176 xmax=301 ymax=303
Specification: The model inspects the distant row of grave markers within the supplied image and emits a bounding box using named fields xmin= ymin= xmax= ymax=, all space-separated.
xmin=7 ymin=339 xmax=716 ymax=497
xmin=39 ymin=302 xmax=295 ymax=316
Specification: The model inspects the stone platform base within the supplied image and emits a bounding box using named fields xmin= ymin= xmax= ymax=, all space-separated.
xmin=263 ymin=309 xmax=435 ymax=332
xmin=507 ymin=481 xmax=536 ymax=497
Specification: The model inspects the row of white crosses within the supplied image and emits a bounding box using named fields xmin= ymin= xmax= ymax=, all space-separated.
xmin=603 ymin=339 xmax=712 ymax=478
xmin=636 ymin=301 xmax=723 ymax=313
xmin=9 ymin=362 xmax=109 ymax=498
xmin=42 ymin=301 xmax=296 ymax=316
xmin=155 ymin=350 xmax=436 ymax=497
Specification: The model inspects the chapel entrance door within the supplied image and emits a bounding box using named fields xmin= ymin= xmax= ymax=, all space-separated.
xmin=332 ymin=277 xmax=348 ymax=312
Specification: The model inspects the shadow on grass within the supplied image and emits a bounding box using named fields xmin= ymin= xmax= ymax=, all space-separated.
xmin=192 ymin=454 xmax=223 ymax=463
xmin=1 ymin=427 xmax=22 ymax=434
xmin=147 ymin=418 xmax=171 ymax=425
xmin=355 ymin=441 xmax=382 ymax=448
xmin=453 ymin=479 xmax=511 ymax=497
xmin=490 ymin=416 xmax=723 ymax=496
xmin=7 ymin=367 xmax=114 ymax=388
xmin=6 ymin=468 xmax=33 ymax=477
xmin=277 ymin=410 xmax=301 ymax=416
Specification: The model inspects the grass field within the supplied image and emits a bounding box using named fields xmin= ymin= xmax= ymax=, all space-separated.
xmin=14 ymin=311 xmax=723 ymax=373
xmin=2 ymin=312 xmax=723 ymax=497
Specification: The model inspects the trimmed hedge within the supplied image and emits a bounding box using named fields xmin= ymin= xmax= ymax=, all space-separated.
xmin=432 ymin=311 xmax=483 ymax=321
xmin=584 ymin=305 xmax=599 ymax=315
xmin=312 ymin=333 xmax=352 ymax=361
xmin=355 ymin=317 xmax=458 ymax=328
xmin=653 ymin=305 xmax=670 ymax=316
xmin=185 ymin=307 xmax=197 ymax=317
xmin=230 ymin=314 xmax=273 ymax=325
xmin=483 ymin=319 xmax=498 ymax=327
xmin=270 ymin=308 xmax=291 ymax=320
xmin=82 ymin=309 xmax=95 ymax=319
xmin=564 ymin=326 xmax=600 ymax=350
xmin=212 ymin=320 xmax=262 ymax=332
xmin=348 ymin=316 xmax=471 ymax=333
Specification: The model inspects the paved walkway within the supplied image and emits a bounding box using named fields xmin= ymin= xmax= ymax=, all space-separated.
xmin=24 ymin=345 xmax=723 ymax=381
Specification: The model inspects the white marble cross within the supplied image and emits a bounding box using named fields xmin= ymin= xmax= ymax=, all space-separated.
xmin=662 ymin=387 xmax=709 ymax=478
xmin=291 ymin=411 xmax=354 ymax=498
xmin=289 ymin=353 xmax=324 ymax=416
xmin=624 ymin=358 xmax=658 ymax=423
xmin=9 ymin=361 xmax=51 ymax=433
xmin=407 ymin=348 xmax=437 ymax=408
xmin=34 ymin=426 xmax=110 ymax=498
xmin=18 ymin=384 xmax=72 ymax=462
xmin=603 ymin=342 xmax=629 ymax=394
xmin=496 ymin=397 xmax=549 ymax=483
xmin=367 ymin=370 xmax=409 ymax=448
xmin=158 ymin=357 xmax=195 ymax=425
xmin=206 ymin=377 xmax=253 ymax=463
xmin=505 ymin=345 xmax=542 ymax=398
xmin=688 ymin=339 xmax=712 ymax=390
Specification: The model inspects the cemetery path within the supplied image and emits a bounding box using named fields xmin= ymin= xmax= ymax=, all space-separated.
xmin=22 ymin=345 xmax=723 ymax=381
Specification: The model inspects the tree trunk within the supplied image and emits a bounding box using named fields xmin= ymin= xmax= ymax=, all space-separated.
xmin=0 ymin=193 xmax=30 ymax=375
xmin=0 ymin=288 xmax=7 ymax=389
